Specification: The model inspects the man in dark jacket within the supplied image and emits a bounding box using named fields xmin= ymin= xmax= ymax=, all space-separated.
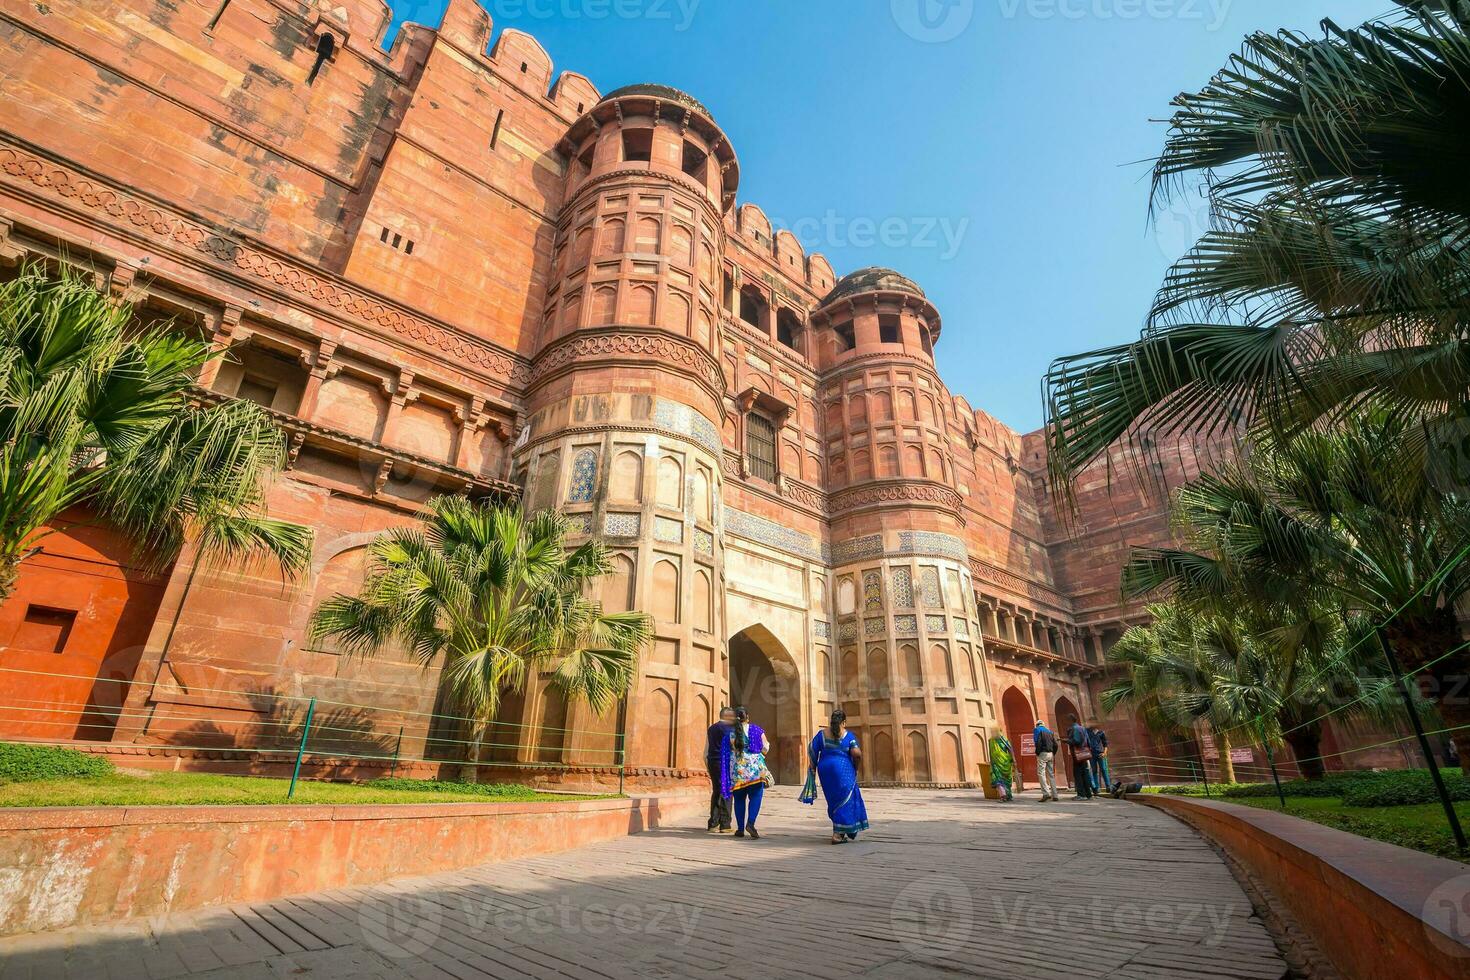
xmin=1032 ymin=721 xmax=1060 ymax=802
xmin=706 ymin=706 xmax=736 ymax=833
xmin=1087 ymin=724 xmax=1110 ymax=797
xmin=1067 ymin=720 xmax=1094 ymax=800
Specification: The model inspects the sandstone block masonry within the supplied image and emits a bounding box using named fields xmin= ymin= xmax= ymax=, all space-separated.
xmin=0 ymin=0 xmax=1406 ymax=785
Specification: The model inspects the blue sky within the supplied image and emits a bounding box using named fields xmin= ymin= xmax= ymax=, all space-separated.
xmin=383 ymin=0 xmax=1391 ymax=432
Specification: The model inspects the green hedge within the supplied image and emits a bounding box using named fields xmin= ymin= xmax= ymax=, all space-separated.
xmin=1338 ymin=770 xmax=1470 ymax=807
xmin=1146 ymin=769 xmax=1470 ymax=807
xmin=367 ymin=777 xmax=557 ymax=798
xmin=0 ymin=742 xmax=114 ymax=783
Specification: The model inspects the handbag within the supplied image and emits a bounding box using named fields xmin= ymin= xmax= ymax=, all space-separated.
xmin=798 ymin=768 xmax=818 ymax=805
xmin=1073 ymin=743 xmax=1093 ymax=763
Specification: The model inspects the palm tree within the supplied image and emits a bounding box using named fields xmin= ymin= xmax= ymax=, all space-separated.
xmin=1105 ymin=604 xmax=1247 ymax=784
xmin=1044 ymin=3 xmax=1470 ymax=488
xmin=1106 ymin=602 xmax=1395 ymax=781
xmin=1124 ymin=414 xmax=1470 ymax=771
xmin=0 ymin=265 xmax=311 ymax=599
xmin=309 ymin=497 xmax=652 ymax=760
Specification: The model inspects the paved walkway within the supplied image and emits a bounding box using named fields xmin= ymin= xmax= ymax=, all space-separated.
xmin=0 ymin=790 xmax=1287 ymax=979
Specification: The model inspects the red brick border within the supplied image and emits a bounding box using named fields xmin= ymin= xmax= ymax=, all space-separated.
xmin=0 ymin=793 xmax=703 ymax=938
xmin=1137 ymin=794 xmax=1470 ymax=978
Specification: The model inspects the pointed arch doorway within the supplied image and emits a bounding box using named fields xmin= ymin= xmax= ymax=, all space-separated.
xmin=729 ymin=625 xmax=803 ymax=784
xmin=1001 ymin=686 xmax=1037 ymax=786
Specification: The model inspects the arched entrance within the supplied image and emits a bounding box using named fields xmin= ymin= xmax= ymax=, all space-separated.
xmin=729 ymin=625 xmax=803 ymax=784
xmin=1054 ymin=696 xmax=1082 ymax=786
xmin=1001 ymin=687 xmax=1036 ymax=786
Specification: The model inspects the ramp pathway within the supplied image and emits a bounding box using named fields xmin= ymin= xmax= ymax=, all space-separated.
xmin=0 ymin=789 xmax=1287 ymax=979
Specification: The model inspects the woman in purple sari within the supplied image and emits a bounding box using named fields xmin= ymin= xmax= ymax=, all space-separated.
xmin=804 ymin=709 xmax=868 ymax=844
xmin=730 ymin=706 xmax=773 ymax=838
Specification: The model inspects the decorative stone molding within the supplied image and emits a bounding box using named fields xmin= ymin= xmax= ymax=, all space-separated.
xmin=828 ymin=480 xmax=964 ymax=522
xmin=0 ymin=142 xmax=529 ymax=387
xmin=779 ymin=476 xmax=827 ymax=513
xmin=530 ymin=328 xmax=725 ymax=402
xmin=970 ymin=556 xmax=1074 ymax=615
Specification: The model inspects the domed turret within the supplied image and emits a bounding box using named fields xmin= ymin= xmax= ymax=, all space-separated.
xmin=557 ymin=82 xmax=739 ymax=213
xmin=810 ymin=266 xmax=942 ymax=368
xmin=822 ymin=267 xmax=927 ymax=306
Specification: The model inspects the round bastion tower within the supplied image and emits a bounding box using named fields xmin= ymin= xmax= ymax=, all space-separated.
xmin=501 ymin=85 xmax=739 ymax=781
xmin=811 ymin=269 xmax=994 ymax=786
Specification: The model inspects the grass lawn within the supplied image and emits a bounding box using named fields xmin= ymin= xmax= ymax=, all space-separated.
xmin=0 ymin=771 xmax=604 ymax=808
xmin=1213 ymin=794 xmax=1470 ymax=863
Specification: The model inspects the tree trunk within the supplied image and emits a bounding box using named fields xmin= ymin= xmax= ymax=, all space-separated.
xmin=1283 ymin=724 xmax=1326 ymax=780
xmin=0 ymin=555 xmax=17 ymax=604
xmin=1217 ymin=727 xmax=1236 ymax=785
xmin=1384 ymin=611 xmax=1470 ymax=776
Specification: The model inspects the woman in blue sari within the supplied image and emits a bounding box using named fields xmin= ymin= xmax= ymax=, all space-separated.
xmin=803 ymin=709 xmax=868 ymax=843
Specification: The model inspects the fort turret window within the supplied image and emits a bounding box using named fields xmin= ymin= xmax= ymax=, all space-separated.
xmin=738 ymin=285 xmax=766 ymax=328
xmin=746 ymin=413 xmax=777 ymax=484
xmin=834 ymin=321 xmax=856 ymax=353
xmin=306 ymin=33 xmax=335 ymax=86
xmin=777 ymin=309 xmax=801 ymax=351
xmin=622 ymin=129 xmax=653 ymax=163
xmin=879 ymin=314 xmax=901 ymax=345
xmin=681 ymin=140 xmax=708 ymax=183
xmin=920 ymin=327 xmax=933 ymax=356
xmin=491 ymin=110 xmax=505 ymax=149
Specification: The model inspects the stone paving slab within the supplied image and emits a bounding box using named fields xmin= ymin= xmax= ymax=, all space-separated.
xmin=0 ymin=790 xmax=1287 ymax=979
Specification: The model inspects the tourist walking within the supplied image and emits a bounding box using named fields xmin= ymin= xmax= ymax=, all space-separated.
xmin=731 ymin=706 xmax=774 ymax=839
xmin=1033 ymin=720 xmax=1060 ymax=802
xmin=988 ymin=732 xmax=1015 ymax=802
xmin=801 ymin=709 xmax=868 ymax=843
xmin=1087 ymin=723 xmax=1110 ymax=797
xmin=1067 ymin=719 xmax=1094 ymax=800
xmin=705 ymin=706 xmax=735 ymax=833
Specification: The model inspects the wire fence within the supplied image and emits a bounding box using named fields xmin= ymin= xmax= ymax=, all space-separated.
xmin=0 ymin=665 xmax=636 ymax=798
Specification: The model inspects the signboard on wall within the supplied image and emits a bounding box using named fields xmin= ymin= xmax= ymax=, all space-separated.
xmin=1230 ymin=748 xmax=1254 ymax=764
xmin=1201 ymin=733 xmax=1218 ymax=760
xmin=1020 ymin=734 xmax=1036 ymax=756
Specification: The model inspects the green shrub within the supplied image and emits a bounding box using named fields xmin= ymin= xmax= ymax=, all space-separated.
xmin=367 ymin=777 xmax=548 ymax=798
xmin=0 ymin=742 xmax=114 ymax=783
xmin=1338 ymin=770 xmax=1470 ymax=807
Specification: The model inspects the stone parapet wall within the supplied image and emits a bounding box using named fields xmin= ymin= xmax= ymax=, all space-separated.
xmin=1137 ymin=793 xmax=1470 ymax=978
xmin=0 ymin=793 xmax=705 ymax=938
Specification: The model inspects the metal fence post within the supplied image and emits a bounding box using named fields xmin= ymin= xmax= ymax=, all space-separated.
xmin=288 ymin=697 xmax=317 ymax=800
xmin=389 ymin=725 xmax=403 ymax=779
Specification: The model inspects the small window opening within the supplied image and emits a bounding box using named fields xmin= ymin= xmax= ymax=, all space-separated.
xmin=577 ymin=102 xmax=585 ymax=113
xmin=15 ymin=606 xmax=77 ymax=653
xmin=622 ymin=129 xmax=653 ymax=163
xmin=834 ymin=321 xmax=856 ymax=353
xmin=746 ymin=414 xmax=777 ymax=484
xmin=306 ymin=33 xmax=335 ymax=86
xmin=681 ymin=140 xmax=708 ymax=184
xmin=879 ymin=314 xmax=902 ymax=345
xmin=722 ymin=272 xmax=734 ymax=312
xmin=520 ymin=61 xmax=528 ymax=73
xmin=404 ymin=240 xmax=415 ymax=255
xmin=392 ymin=232 xmax=402 ymax=249
xmin=777 ymin=310 xmax=801 ymax=351
xmin=205 ymin=0 xmax=231 ymax=32
xmin=237 ymin=376 xmax=279 ymax=410
xmin=738 ymin=286 xmax=766 ymax=328
xmin=491 ymin=109 xmax=504 ymax=149
xmin=380 ymin=227 xmax=391 ymax=243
